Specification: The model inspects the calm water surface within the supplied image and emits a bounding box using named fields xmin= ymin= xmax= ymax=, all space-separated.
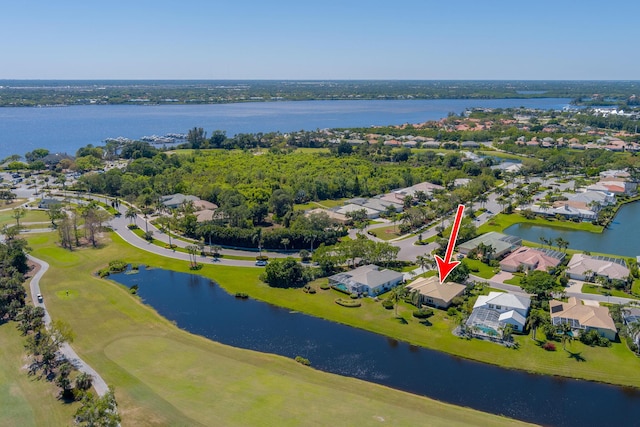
xmin=0 ymin=98 xmax=570 ymax=159
xmin=111 ymin=267 xmax=640 ymax=427
xmin=505 ymin=201 xmax=640 ymax=257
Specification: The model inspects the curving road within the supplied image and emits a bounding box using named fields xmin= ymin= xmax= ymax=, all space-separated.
xmin=27 ymin=255 xmax=110 ymax=397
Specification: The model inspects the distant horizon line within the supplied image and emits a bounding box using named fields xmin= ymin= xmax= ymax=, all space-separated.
xmin=1 ymin=78 xmax=639 ymax=82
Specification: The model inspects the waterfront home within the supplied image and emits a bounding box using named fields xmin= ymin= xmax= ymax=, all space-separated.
xmin=566 ymin=254 xmax=630 ymax=282
xmin=490 ymin=162 xmax=522 ymax=174
xmin=526 ymin=203 xmax=597 ymax=221
xmin=499 ymin=247 xmax=565 ymax=273
xmin=623 ymin=308 xmax=640 ymax=347
xmin=328 ymin=265 xmax=404 ymax=297
xmin=405 ymin=276 xmax=466 ymax=309
xmin=550 ymin=297 xmax=617 ymax=340
xmin=467 ymin=291 xmax=531 ymax=335
xmin=458 ymin=232 xmax=522 ymax=258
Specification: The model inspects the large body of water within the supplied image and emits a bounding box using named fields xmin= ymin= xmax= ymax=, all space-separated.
xmin=505 ymin=201 xmax=640 ymax=257
xmin=111 ymin=267 xmax=640 ymax=427
xmin=0 ymin=98 xmax=571 ymax=160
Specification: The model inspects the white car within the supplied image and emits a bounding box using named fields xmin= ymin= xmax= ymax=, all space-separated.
xmin=37 ymin=293 xmax=43 ymax=303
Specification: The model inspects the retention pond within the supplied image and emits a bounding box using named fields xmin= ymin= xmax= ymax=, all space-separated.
xmin=111 ymin=267 xmax=640 ymax=427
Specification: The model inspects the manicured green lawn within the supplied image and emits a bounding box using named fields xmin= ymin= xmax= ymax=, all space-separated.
xmin=503 ymin=275 xmax=523 ymax=286
xmin=463 ymin=258 xmax=497 ymax=279
xmin=581 ymin=284 xmax=639 ymax=300
xmin=0 ymin=323 xmax=77 ymax=427
xmin=478 ymin=213 xmax=603 ymax=235
xmin=368 ymin=225 xmax=401 ymax=241
xmin=22 ymin=232 xmax=530 ymax=426
xmin=0 ymin=210 xmax=49 ymax=227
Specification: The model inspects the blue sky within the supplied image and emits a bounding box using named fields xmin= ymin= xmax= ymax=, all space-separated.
xmin=1 ymin=1 xmax=638 ymax=80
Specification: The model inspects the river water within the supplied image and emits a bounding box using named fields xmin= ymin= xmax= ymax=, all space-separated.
xmin=111 ymin=267 xmax=640 ymax=427
xmin=505 ymin=201 xmax=640 ymax=258
xmin=0 ymin=98 xmax=571 ymax=160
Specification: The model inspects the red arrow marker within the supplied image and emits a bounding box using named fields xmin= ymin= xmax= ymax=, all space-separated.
xmin=434 ymin=204 xmax=465 ymax=284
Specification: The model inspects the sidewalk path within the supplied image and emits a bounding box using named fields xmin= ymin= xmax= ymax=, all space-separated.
xmin=27 ymin=255 xmax=110 ymax=397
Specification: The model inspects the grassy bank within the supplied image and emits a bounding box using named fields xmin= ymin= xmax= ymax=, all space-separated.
xmin=478 ymin=213 xmax=604 ymax=235
xmin=22 ymin=232 xmax=530 ymax=426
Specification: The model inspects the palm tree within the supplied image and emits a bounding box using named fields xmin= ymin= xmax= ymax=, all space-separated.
xmin=526 ymin=309 xmax=546 ymax=341
xmin=280 ymin=237 xmax=290 ymax=251
xmin=555 ymin=237 xmax=569 ymax=252
xmin=186 ymin=245 xmax=199 ymax=268
xmin=125 ymin=207 xmax=138 ymax=226
xmin=500 ymin=323 xmax=514 ymax=342
xmin=211 ymin=244 xmax=222 ymax=258
xmin=477 ymin=193 xmax=488 ymax=209
xmin=559 ymin=322 xmax=574 ymax=350
xmin=391 ymin=284 xmax=408 ymax=317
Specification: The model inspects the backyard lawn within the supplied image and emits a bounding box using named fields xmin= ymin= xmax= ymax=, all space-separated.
xmin=17 ymin=231 xmax=531 ymax=427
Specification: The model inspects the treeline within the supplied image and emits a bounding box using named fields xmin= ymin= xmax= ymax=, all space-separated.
xmin=4 ymin=80 xmax=640 ymax=107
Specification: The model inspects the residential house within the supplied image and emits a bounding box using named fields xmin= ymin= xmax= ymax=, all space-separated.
xmin=458 ymin=232 xmax=522 ymax=258
xmin=335 ymin=203 xmax=381 ymax=219
xmin=161 ymin=193 xmax=200 ymax=209
xmin=499 ymin=247 xmax=565 ymax=273
xmin=550 ymin=297 xmax=617 ymax=340
xmin=328 ymin=265 xmax=404 ymax=297
xmin=405 ymin=276 xmax=466 ymax=309
xmin=566 ymin=254 xmax=629 ymax=282
xmin=467 ymin=292 xmax=531 ymax=335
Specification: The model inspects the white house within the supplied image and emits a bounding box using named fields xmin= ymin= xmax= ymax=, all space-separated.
xmin=467 ymin=292 xmax=531 ymax=335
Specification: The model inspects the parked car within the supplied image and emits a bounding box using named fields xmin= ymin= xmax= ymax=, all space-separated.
xmin=37 ymin=293 xmax=43 ymax=303
xmin=255 ymin=260 xmax=268 ymax=266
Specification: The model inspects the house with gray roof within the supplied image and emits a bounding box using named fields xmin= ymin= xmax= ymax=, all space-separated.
xmin=161 ymin=193 xmax=200 ymax=209
xmin=458 ymin=232 xmax=522 ymax=258
xmin=328 ymin=264 xmax=404 ymax=297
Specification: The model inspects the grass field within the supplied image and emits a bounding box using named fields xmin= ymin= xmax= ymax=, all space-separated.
xmin=0 ymin=323 xmax=77 ymax=427
xmin=581 ymin=284 xmax=639 ymax=300
xmin=368 ymin=225 xmax=401 ymax=241
xmin=463 ymin=258 xmax=497 ymax=279
xmin=0 ymin=210 xmax=49 ymax=228
xmin=16 ymin=232 xmax=532 ymax=426
xmin=478 ymin=213 xmax=603 ymax=235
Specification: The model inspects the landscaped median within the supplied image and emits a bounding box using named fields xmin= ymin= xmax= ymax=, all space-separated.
xmin=21 ymin=231 xmax=531 ymax=427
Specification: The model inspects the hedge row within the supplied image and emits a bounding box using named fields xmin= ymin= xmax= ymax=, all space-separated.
xmin=195 ymin=225 xmax=346 ymax=250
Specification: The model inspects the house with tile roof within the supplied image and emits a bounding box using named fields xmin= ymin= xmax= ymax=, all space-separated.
xmin=406 ymin=276 xmax=466 ymax=309
xmin=566 ymin=254 xmax=629 ymax=282
xmin=499 ymin=247 xmax=565 ymax=273
xmin=550 ymin=297 xmax=617 ymax=340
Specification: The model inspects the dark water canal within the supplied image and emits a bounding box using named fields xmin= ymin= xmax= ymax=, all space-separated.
xmin=111 ymin=267 xmax=640 ymax=427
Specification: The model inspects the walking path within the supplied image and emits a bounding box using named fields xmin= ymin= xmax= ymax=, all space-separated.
xmin=27 ymin=255 xmax=110 ymax=397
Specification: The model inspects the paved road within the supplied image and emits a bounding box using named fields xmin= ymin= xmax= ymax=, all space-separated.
xmin=27 ymin=255 xmax=110 ymax=397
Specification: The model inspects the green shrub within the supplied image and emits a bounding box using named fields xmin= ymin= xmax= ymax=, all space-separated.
xmin=127 ymin=224 xmax=139 ymax=230
xmin=97 ymin=269 xmax=110 ymax=278
xmin=335 ymin=298 xmax=362 ymax=307
xmin=108 ymin=260 xmax=128 ymax=273
xmin=349 ymin=292 xmax=358 ymax=299
xmin=447 ymin=307 xmax=458 ymax=316
xmin=234 ymin=292 xmax=249 ymax=299
xmin=295 ymin=356 xmax=311 ymax=366
xmin=412 ymin=308 xmax=434 ymax=319
xmin=129 ymin=285 xmax=139 ymax=295
xmin=319 ymin=283 xmax=330 ymax=290
xmin=381 ymin=299 xmax=394 ymax=310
